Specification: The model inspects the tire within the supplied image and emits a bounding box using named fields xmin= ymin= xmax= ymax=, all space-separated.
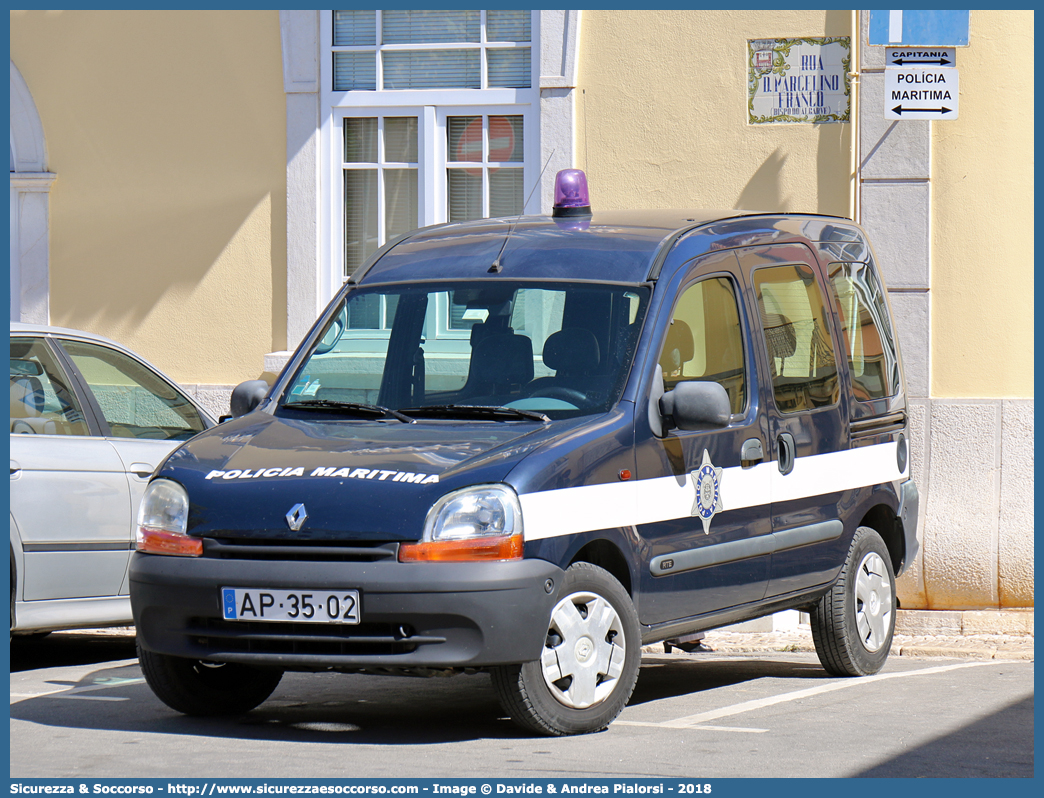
xmin=137 ymin=642 xmax=283 ymax=716
xmin=810 ymin=526 xmax=896 ymax=677
xmin=491 ymin=562 xmax=641 ymax=736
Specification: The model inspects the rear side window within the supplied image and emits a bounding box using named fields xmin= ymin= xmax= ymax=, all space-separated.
xmin=753 ymin=264 xmax=839 ymax=412
xmin=9 ymin=337 xmax=90 ymax=436
xmin=828 ymin=262 xmax=901 ymax=401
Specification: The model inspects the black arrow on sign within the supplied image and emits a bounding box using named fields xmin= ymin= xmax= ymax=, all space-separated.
xmin=891 ymin=105 xmax=953 ymax=115
xmin=891 ymin=57 xmax=951 ymax=65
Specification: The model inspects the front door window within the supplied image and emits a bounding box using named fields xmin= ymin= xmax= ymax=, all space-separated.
xmin=60 ymin=340 xmax=207 ymax=441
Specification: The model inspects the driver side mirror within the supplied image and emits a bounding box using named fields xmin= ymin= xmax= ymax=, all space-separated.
xmin=228 ymin=379 xmax=270 ymax=419
xmin=658 ymin=380 xmax=731 ymax=433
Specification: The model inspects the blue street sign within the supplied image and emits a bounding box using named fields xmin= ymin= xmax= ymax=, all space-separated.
xmin=868 ymin=10 xmax=970 ymax=46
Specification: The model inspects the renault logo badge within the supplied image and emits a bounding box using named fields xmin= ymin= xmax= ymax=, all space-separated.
xmin=286 ymin=503 xmax=308 ymax=531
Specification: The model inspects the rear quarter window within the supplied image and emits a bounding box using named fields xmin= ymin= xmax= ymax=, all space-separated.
xmin=828 ymin=262 xmax=901 ymax=401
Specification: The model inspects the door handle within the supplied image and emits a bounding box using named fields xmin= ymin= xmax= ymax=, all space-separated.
xmin=777 ymin=433 xmax=795 ymax=475
xmin=10 ymin=460 xmax=21 ymax=477
xmin=130 ymin=463 xmax=155 ymax=480
xmin=740 ymin=438 xmax=764 ymax=466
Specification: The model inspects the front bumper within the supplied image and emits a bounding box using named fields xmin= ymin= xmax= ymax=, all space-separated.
xmin=130 ymin=551 xmax=562 ymax=670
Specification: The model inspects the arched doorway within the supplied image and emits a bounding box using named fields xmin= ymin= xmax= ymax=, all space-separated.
xmin=10 ymin=59 xmax=55 ymax=324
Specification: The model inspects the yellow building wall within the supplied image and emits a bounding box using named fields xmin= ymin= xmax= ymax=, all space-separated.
xmin=578 ymin=10 xmax=855 ymax=217
xmin=931 ymin=10 xmax=1034 ymax=398
xmin=9 ymin=9 xmax=286 ymax=386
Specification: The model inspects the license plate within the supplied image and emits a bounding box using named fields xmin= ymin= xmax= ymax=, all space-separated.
xmin=221 ymin=588 xmax=361 ymax=624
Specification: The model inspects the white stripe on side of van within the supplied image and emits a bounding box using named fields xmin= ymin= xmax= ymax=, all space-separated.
xmin=519 ymin=441 xmax=908 ymax=541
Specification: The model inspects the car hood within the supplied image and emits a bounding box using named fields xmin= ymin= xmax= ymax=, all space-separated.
xmin=158 ymin=411 xmax=579 ymax=542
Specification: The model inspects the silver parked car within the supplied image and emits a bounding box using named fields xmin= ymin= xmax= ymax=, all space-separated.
xmin=10 ymin=323 xmax=215 ymax=636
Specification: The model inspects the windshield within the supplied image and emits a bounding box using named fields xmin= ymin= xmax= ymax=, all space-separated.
xmin=281 ymin=281 xmax=650 ymax=420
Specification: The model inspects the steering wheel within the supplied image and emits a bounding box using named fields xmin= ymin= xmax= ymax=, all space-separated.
xmin=528 ymin=386 xmax=589 ymax=407
xmin=10 ymin=420 xmax=37 ymax=434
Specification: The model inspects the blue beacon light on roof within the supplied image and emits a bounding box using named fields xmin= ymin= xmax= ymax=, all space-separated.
xmin=552 ymin=169 xmax=592 ymax=218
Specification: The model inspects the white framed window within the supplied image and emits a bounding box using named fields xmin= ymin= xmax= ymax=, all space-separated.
xmin=331 ymin=9 xmax=533 ymax=93
xmin=320 ymin=10 xmax=541 ymax=300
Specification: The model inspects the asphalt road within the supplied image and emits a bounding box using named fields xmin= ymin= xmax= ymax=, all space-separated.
xmin=9 ymin=631 xmax=1034 ymax=779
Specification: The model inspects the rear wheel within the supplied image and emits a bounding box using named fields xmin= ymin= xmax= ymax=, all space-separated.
xmin=491 ymin=562 xmax=641 ymax=736
xmin=137 ymin=643 xmax=283 ymax=716
xmin=810 ymin=526 xmax=896 ymax=676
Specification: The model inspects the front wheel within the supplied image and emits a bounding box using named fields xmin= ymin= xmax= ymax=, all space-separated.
xmin=810 ymin=526 xmax=896 ymax=676
xmin=137 ymin=643 xmax=283 ymax=716
xmin=491 ymin=562 xmax=641 ymax=736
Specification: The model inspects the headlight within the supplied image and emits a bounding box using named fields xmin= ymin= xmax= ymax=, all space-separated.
xmin=399 ymin=484 xmax=524 ymax=562
xmin=136 ymin=478 xmax=201 ymax=557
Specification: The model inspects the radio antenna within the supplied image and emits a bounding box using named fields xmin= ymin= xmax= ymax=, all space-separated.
xmin=489 ymin=148 xmax=556 ymax=273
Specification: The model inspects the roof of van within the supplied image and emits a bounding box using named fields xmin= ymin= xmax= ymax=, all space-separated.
xmin=353 ymin=209 xmax=771 ymax=286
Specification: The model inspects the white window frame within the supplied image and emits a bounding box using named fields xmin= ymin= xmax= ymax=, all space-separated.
xmin=331 ymin=10 xmax=535 ymax=93
xmin=277 ymin=11 xmax=580 ymax=365
xmin=319 ymin=11 xmax=541 ymax=305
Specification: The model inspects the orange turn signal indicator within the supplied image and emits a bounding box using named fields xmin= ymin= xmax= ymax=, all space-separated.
xmin=398 ymin=533 xmax=523 ymax=563
xmin=137 ymin=528 xmax=203 ymax=557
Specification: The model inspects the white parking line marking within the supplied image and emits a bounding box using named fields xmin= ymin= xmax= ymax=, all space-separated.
xmin=616 ymin=721 xmax=768 ymax=733
xmin=646 ymin=661 xmax=1000 ymax=729
xmin=57 ymin=695 xmax=129 ymax=702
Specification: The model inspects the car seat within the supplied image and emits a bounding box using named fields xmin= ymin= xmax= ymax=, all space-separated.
xmin=462 ymin=322 xmax=534 ymax=403
xmin=10 ymin=374 xmax=53 ymax=434
xmin=527 ymin=327 xmax=604 ymax=404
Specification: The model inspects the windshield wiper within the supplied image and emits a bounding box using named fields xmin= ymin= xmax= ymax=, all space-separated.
xmin=282 ymin=399 xmax=413 ymax=423
xmin=398 ymin=404 xmax=550 ymax=423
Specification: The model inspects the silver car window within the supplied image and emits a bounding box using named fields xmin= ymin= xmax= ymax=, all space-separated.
xmin=9 ymin=337 xmax=90 ymax=436
xmin=60 ymin=340 xmax=207 ymax=441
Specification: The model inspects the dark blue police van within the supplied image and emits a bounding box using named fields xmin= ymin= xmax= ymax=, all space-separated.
xmin=130 ymin=170 xmax=919 ymax=736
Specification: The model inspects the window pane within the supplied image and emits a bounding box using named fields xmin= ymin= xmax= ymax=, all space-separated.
xmin=490 ymin=115 xmax=523 ymax=162
xmin=385 ymin=169 xmax=418 ymax=241
xmin=488 ymin=48 xmax=531 ymax=89
xmin=347 ymin=293 xmax=381 ymax=330
xmin=291 ymin=296 xmax=396 ymax=406
xmin=489 ymin=168 xmax=524 ymax=217
xmin=829 ymin=262 xmax=900 ymax=400
xmin=487 ymin=10 xmax=531 ymax=42
xmin=60 ymin=341 xmax=206 ymax=441
xmin=754 ymin=264 xmax=839 ymax=412
xmin=384 ymin=117 xmax=418 ymax=162
xmin=447 ymin=115 xmax=482 ymax=162
xmin=447 ymin=169 xmax=483 ymax=222
xmin=344 ymin=118 xmax=377 ymax=163
xmin=286 ymin=283 xmax=649 ymax=418
xmin=333 ymin=52 xmax=377 ymax=91
xmin=382 ymin=10 xmax=480 ymax=44
xmin=10 ymin=337 xmax=89 ymax=436
xmin=333 ymin=10 xmax=376 ymax=46
xmin=659 ymin=278 xmax=746 ymax=415
xmin=345 ymin=169 xmax=378 ymax=277
xmin=383 ymin=50 xmax=480 ymax=90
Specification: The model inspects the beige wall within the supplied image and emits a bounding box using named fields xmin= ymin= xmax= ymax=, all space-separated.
xmin=931 ymin=10 xmax=1034 ymax=398
xmin=10 ymin=9 xmax=286 ymax=386
xmin=578 ymin=10 xmax=855 ymax=216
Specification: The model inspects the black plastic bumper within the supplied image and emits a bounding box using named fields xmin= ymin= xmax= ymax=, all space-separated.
xmin=897 ymin=478 xmax=920 ymax=577
xmin=130 ymin=552 xmax=563 ymax=670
